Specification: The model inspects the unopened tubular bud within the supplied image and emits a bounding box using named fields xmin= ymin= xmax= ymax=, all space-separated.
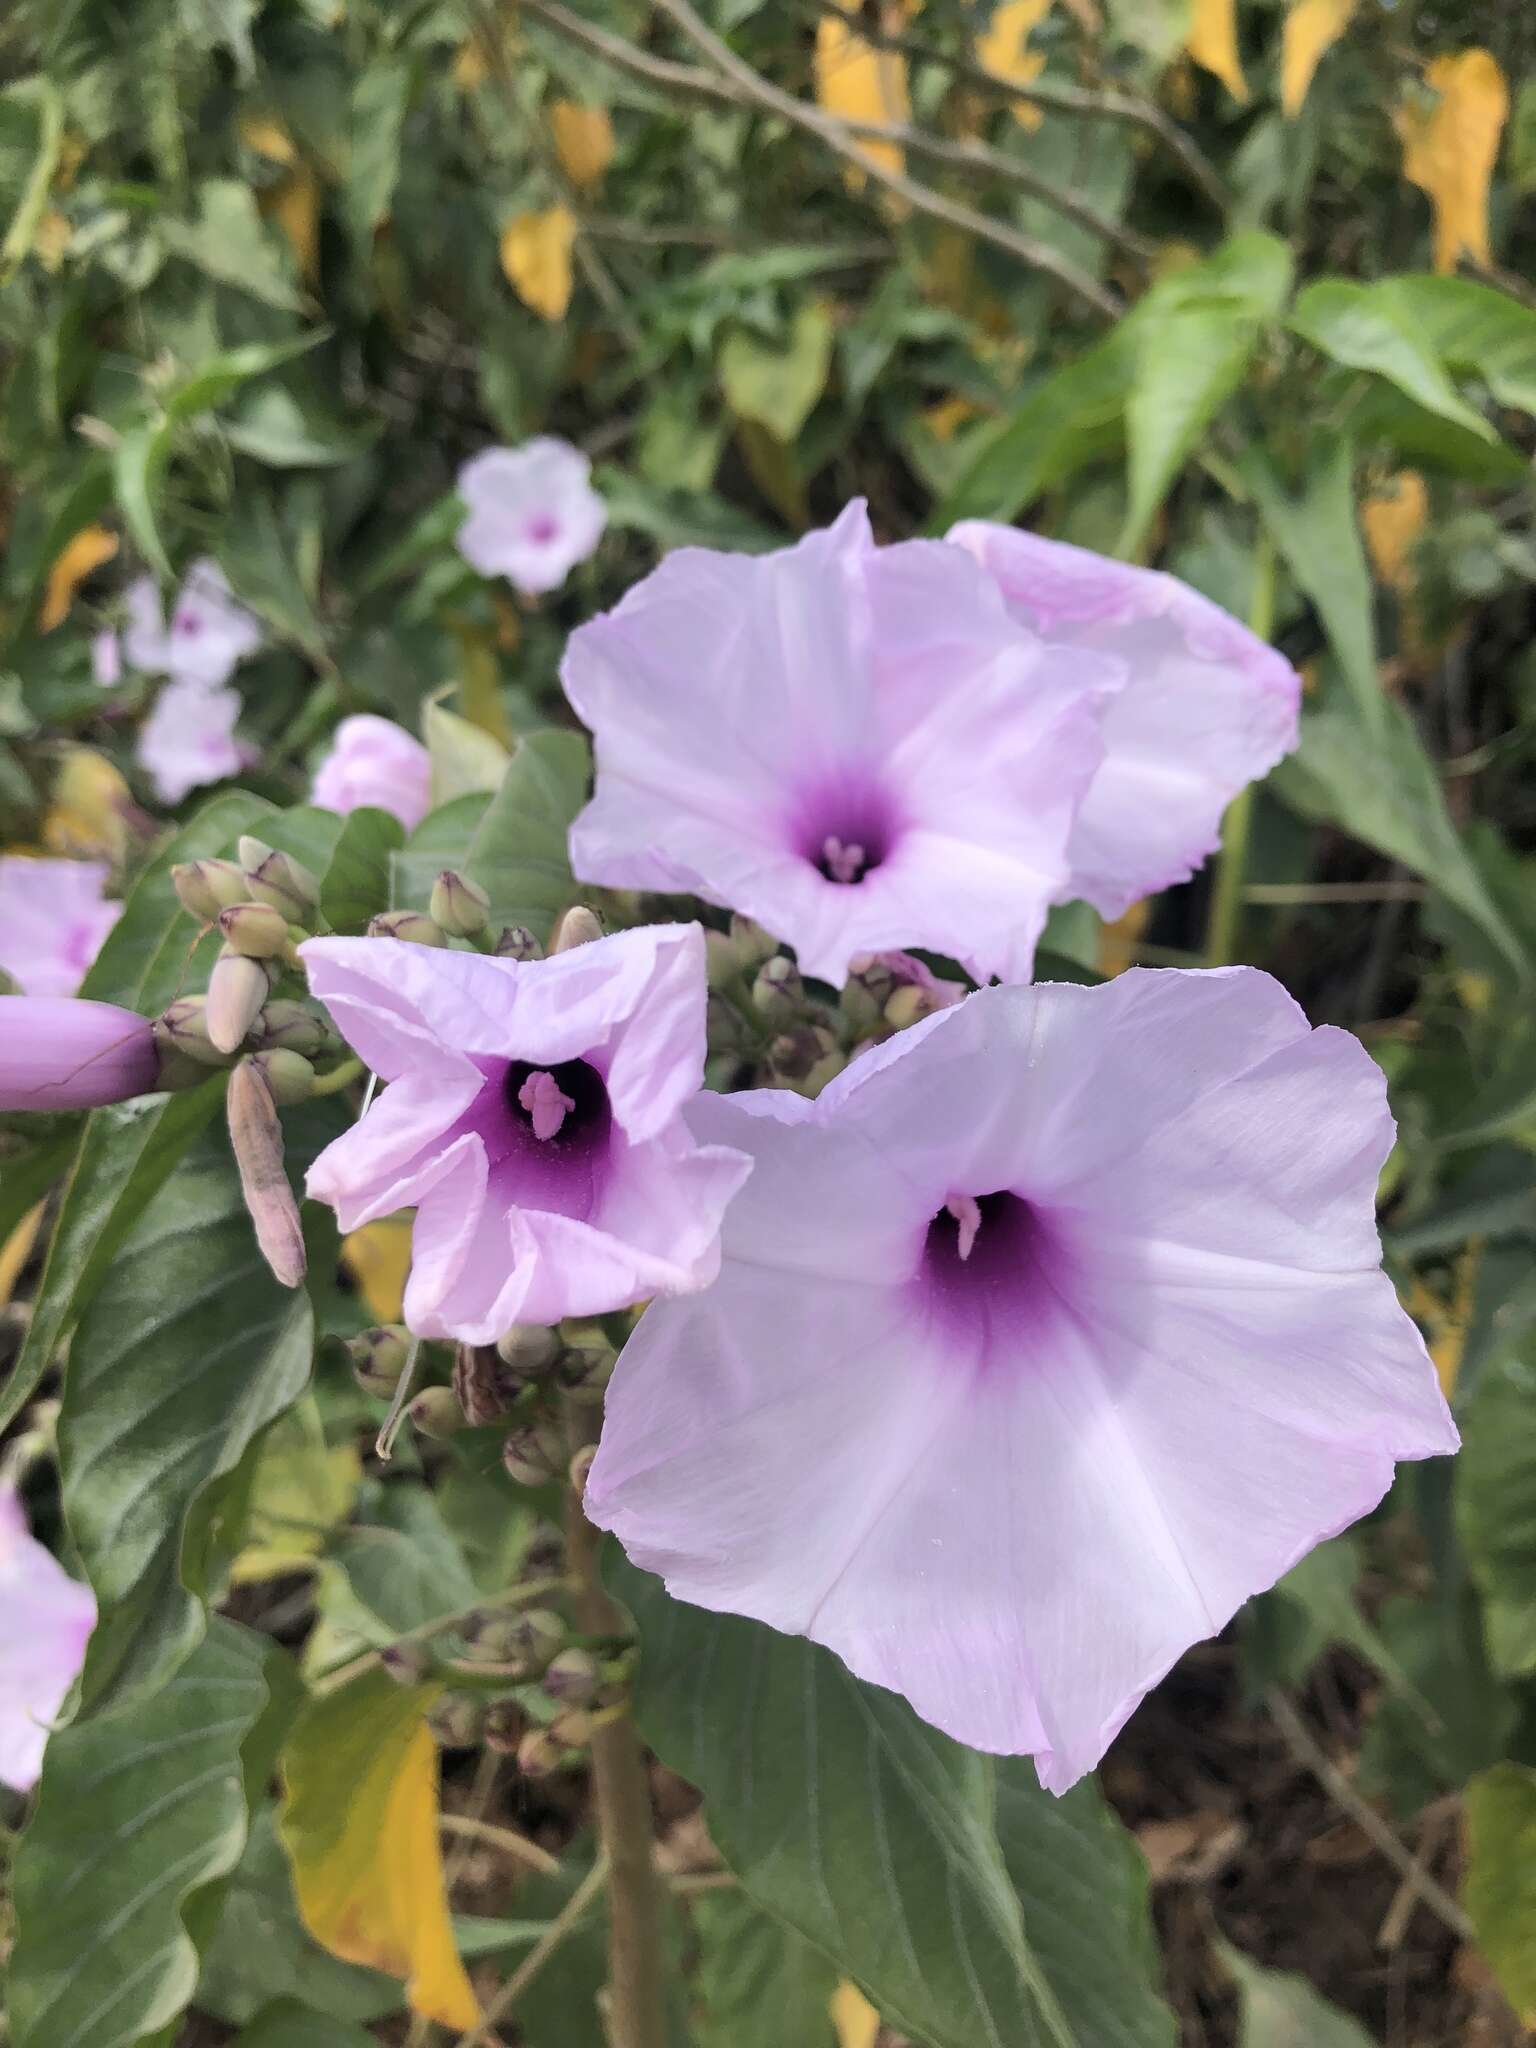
xmin=506 ymin=1607 xmax=568 ymax=1675
xmin=366 ymin=909 xmax=446 ymax=947
xmin=729 ymin=915 xmax=777 ymax=970
xmin=155 ymin=995 xmax=234 ymax=1068
xmin=241 ymin=839 xmax=319 ymax=921
xmin=347 ymin=1324 xmax=412 ymax=1398
xmin=502 ymin=1418 xmax=565 ymax=1487
xmin=516 ymin=1726 xmax=564 ymax=1779
xmin=704 ymin=929 xmax=741 ymax=990
xmin=495 ymin=1323 xmax=562 ymax=1378
xmin=409 ymin=1385 xmax=469 ymax=1439
xmin=484 ymin=1702 xmax=526 ymax=1755
xmin=226 ymin=1057 xmax=305 ymax=1288
xmin=494 ymin=924 xmax=541 ymax=960
xmin=542 ymin=1647 xmax=602 ymax=1708
xmin=885 ymin=982 xmax=941 ymax=1031
xmin=250 ymin=1048 xmax=315 ymax=1106
xmin=556 ymin=1343 xmax=615 ymax=1406
xmin=430 ymin=869 xmax=491 ymax=939
xmin=217 ymin=901 xmax=292 ymax=960
xmin=172 ymin=857 xmax=248 ymax=921
xmin=207 ymin=952 xmax=277 ymax=1054
xmin=249 ymin=999 xmax=335 ymax=1056
xmin=452 ymin=1342 xmax=518 ymax=1425
xmin=549 ymin=904 xmax=602 ymax=954
xmin=751 ymin=955 xmax=801 ymax=1022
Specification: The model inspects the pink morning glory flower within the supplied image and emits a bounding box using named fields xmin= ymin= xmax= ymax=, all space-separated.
xmin=586 ymin=966 xmax=1457 ymax=1793
xmin=949 ymin=521 xmax=1301 ymax=919
xmin=121 ymin=560 xmax=262 ymax=690
xmin=0 ymin=1490 xmax=95 ymax=1792
xmin=300 ymin=925 xmax=752 ymax=1342
xmin=0 ymin=859 xmax=122 ymax=997
xmin=457 ymin=438 xmax=607 ymax=596
xmin=0 ymin=996 xmax=159 ymax=1111
xmin=311 ymin=715 xmax=433 ymax=832
xmin=563 ymin=503 xmax=1122 ymax=988
xmin=135 ymin=679 xmax=246 ymax=806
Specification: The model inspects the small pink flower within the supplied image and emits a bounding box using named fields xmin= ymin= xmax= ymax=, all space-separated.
xmin=0 ymin=859 xmax=121 ymax=997
xmin=457 ymin=438 xmax=607 ymax=596
xmin=301 ymin=924 xmax=752 ymax=1342
xmin=0 ymin=1490 xmax=95 ymax=1792
xmin=310 ymin=715 xmax=433 ymax=832
xmin=91 ymin=628 xmax=122 ymax=690
xmin=949 ymin=522 xmax=1301 ymax=918
xmin=136 ymin=679 xmax=245 ymax=805
xmin=121 ymin=559 xmax=262 ymax=690
xmin=0 ymin=997 xmax=159 ymax=1110
xmin=587 ymin=966 xmax=1457 ymax=1793
xmin=563 ymin=503 xmax=1121 ymax=988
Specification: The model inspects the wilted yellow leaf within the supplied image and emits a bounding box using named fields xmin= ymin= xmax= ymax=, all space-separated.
xmin=924 ymin=393 xmax=983 ymax=442
xmin=0 ymin=1203 xmax=44 ymax=1307
xmin=830 ymin=1980 xmax=881 ymax=2048
xmin=341 ymin=1219 xmax=412 ymax=1322
xmin=500 ymin=204 xmax=577 ymax=321
xmin=1397 ymin=49 xmax=1510 ymax=273
xmin=279 ymin=1669 xmax=479 ymax=2029
xmin=550 ymin=102 xmax=615 ymax=190
xmin=43 ymin=747 xmax=133 ymax=862
xmin=814 ymin=4 xmax=911 ymax=191
xmin=1362 ymin=470 xmax=1428 ymax=591
xmin=453 ymin=34 xmax=490 ymax=91
xmin=38 ymin=524 xmax=117 ymax=633
xmin=976 ymin=0 xmax=1052 ymax=128
xmin=1280 ymin=0 xmax=1355 ymax=117
xmin=230 ymin=1394 xmax=361 ymax=1584
xmin=1098 ymin=898 xmax=1150 ymax=978
xmin=1186 ymin=0 xmax=1248 ymax=103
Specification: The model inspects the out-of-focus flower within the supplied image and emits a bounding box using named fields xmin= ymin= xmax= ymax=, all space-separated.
xmin=120 ymin=559 xmax=262 ymax=690
xmin=587 ymin=966 xmax=1458 ymax=1794
xmin=457 ymin=438 xmax=607 ymax=596
xmin=311 ymin=715 xmax=433 ymax=832
xmin=948 ymin=521 xmax=1301 ymax=919
xmin=136 ymin=678 xmax=245 ymax=805
xmin=0 ymin=859 xmax=121 ymax=997
xmin=301 ymin=924 xmax=751 ymax=1342
xmin=91 ymin=628 xmax=122 ymax=690
xmin=0 ymin=1489 xmax=95 ymax=1792
xmin=0 ymin=996 xmax=159 ymax=1110
xmin=563 ymin=502 xmax=1120 ymax=988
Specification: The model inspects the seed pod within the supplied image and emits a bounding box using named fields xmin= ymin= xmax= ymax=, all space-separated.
xmin=493 ymin=924 xmax=542 ymax=960
xmin=207 ymin=952 xmax=276 ymax=1054
xmin=346 ymin=1324 xmax=412 ymax=1399
xmin=218 ymin=901 xmax=292 ymax=960
xmin=430 ymin=869 xmax=491 ymax=939
xmin=549 ymin=905 xmax=602 ymax=953
xmin=226 ymin=1057 xmax=305 ymax=1288
xmin=409 ymin=1385 xmax=468 ymax=1439
xmin=502 ymin=1418 xmax=566 ymax=1488
xmin=249 ymin=1049 xmax=315 ymax=1106
xmin=154 ymin=994 xmax=234 ymax=1068
xmin=367 ymin=910 xmax=446 ymax=947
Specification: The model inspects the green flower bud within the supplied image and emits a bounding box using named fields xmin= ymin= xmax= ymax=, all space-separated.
xmin=380 ymin=1640 xmax=432 ymax=1685
xmin=430 ymin=869 xmax=491 ymax=939
xmin=409 ymin=1385 xmax=469 ymax=1439
xmin=250 ymin=1048 xmax=315 ymax=1106
xmin=729 ymin=915 xmax=777 ymax=970
xmin=502 ymin=1417 xmax=565 ymax=1487
xmin=751 ymin=955 xmax=801 ymax=1023
xmin=484 ymin=1701 xmax=526 ymax=1755
xmin=885 ymin=982 xmax=942 ymax=1031
xmin=217 ymin=901 xmax=292 ymax=960
xmin=550 ymin=905 xmax=602 ymax=954
xmin=207 ymin=952 xmax=277 ymax=1054
xmin=154 ymin=994 xmax=235 ymax=1068
xmin=172 ymin=857 xmax=249 ymax=922
xmin=152 ymin=1042 xmax=219 ymax=1093
xmin=542 ymin=1646 xmax=602 ymax=1709
xmin=346 ymin=1324 xmax=412 ymax=1399
xmin=240 ymin=839 xmax=319 ymax=921
xmin=495 ymin=1323 xmax=562 ymax=1378
xmin=249 ymin=999 xmax=336 ymax=1057
xmin=494 ymin=924 xmax=542 ymax=960
xmin=768 ymin=1025 xmax=840 ymax=1087
xmin=704 ymin=929 xmax=741 ymax=990
xmin=505 ymin=1607 xmax=568 ymax=1675
xmin=555 ymin=1342 xmax=615 ymax=1406
xmin=367 ymin=910 xmax=447 ymax=947
xmin=429 ymin=1695 xmax=484 ymax=1749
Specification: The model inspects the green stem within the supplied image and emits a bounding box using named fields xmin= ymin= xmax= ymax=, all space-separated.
xmin=1205 ymin=537 xmax=1277 ymax=968
xmin=309 ymin=1056 xmax=364 ymax=1097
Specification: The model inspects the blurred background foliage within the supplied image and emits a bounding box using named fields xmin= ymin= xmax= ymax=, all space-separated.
xmin=4 ymin=1 xmax=1536 ymax=2044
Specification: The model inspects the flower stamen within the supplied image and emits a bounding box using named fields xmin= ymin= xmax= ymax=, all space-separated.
xmin=518 ymin=1068 xmax=577 ymax=1142
xmin=820 ymin=835 xmax=868 ymax=885
xmin=945 ymin=1193 xmax=982 ymax=1262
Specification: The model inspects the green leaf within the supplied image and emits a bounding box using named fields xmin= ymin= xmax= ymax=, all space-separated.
xmin=462 ymin=727 xmax=591 ymax=938
xmin=218 ymin=489 xmax=327 ymax=659
xmin=9 ymin=1619 xmax=274 ymax=2048
xmin=1219 ymin=1944 xmax=1375 ymax=2047
xmin=718 ymin=301 xmax=835 ymax=443
xmin=60 ymin=1132 xmax=315 ymax=1715
xmin=0 ymin=1085 xmax=223 ymax=1437
xmin=1384 ymin=275 xmax=1536 ymax=416
xmin=595 ymin=467 xmax=782 ymax=553
xmin=233 ymin=2005 xmax=377 ymax=2048
xmin=424 ymin=698 xmax=511 ymax=806
xmin=692 ymin=1891 xmax=838 ymax=2048
xmin=1462 ymin=1762 xmax=1536 ymax=2025
xmin=1272 ymin=693 xmax=1528 ymax=979
xmin=112 ymin=418 xmax=176 ymax=580
xmin=317 ymin=1481 xmax=482 ymax=1652
xmin=1246 ymin=1538 xmax=1437 ymax=1725
xmin=159 ymin=179 xmax=303 ymax=310
xmin=165 ymin=332 xmax=330 ymax=426
xmin=347 ymin=58 xmax=415 ymax=244
xmin=610 ymin=1556 xmax=1078 ymax=2048
xmin=1457 ymin=1354 xmax=1536 ymax=1680
xmin=319 ymin=804 xmax=404 ymax=933
xmin=0 ymin=76 xmax=64 ymax=282
xmin=1290 ymin=279 xmax=1497 ymax=442
xmin=0 ymin=1130 xmax=74 ymax=1248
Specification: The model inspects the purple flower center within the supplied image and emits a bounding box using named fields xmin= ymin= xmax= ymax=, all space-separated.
xmin=917 ymin=1190 xmax=1064 ymax=1374
xmin=518 ymin=1067 xmax=577 ymax=1141
xmin=791 ymin=776 xmax=900 ymax=886
xmin=503 ymin=1057 xmax=608 ymax=1149
xmin=525 ymin=514 xmax=561 ymax=546
xmin=173 ymin=610 xmax=203 ymax=638
xmin=449 ymin=1054 xmax=614 ymax=1220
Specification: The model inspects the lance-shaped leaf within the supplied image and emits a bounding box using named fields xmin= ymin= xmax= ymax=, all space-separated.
xmin=462 ymin=725 xmax=591 ymax=939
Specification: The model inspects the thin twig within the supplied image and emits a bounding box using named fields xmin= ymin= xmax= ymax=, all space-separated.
xmin=1243 ymin=881 xmax=1428 ymax=905
xmin=1264 ymin=1688 xmax=1473 ymax=1944
xmin=441 ymin=1811 xmax=564 ymax=1877
xmin=457 ymin=1855 xmax=611 ymax=2048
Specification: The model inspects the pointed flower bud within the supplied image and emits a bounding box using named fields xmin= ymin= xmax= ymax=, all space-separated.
xmin=548 ymin=1705 xmax=600 ymax=1747
xmin=568 ymin=1443 xmax=597 ymax=1499
xmin=885 ymin=982 xmax=943 ymax=1031
xmin=172 ymin=857 xmax=249 ymax=922
xmin=380 ymin=1640 xmax=432 ymax=1686
xmin=346 ymin=1324 xmax=412 ymax=1398
xmin=704 ymin=929 xmax=741 ymax=990
xmin=0 ymin=996 xmax=159 ymax=1110
xmin=505 ymin=1608 xmax=568 ymax=1675
xmin=217 ymin=901 xmax=293 ymax=960
xmin=542 ymin=1646 xmax=602 ymax=1708
xmin=430 ymin=869 xmax=491 ymax=939
xmin=484 ymin=1702 xmax=527 ymax=1755
xmin=751 ymin=955 xmax=801 ymax=1023
xmin=549 ymin=904 xmax=602 ymax=953
xmin=729 ymin=915 xmax=777 ymax=970
xmin=154 ymin=994 xmax=235 ymax=1068
xmin=241 ymin=841 xmax=319 ymax=922
xmin=249 ymin=999 xmax=336 ymax=1057
xmin=502 ymin=1417 xmax=565 ymax=1487
xmin=493 ymin=924 xmax=542 ymax=960
xmin=249 ymin=1048 xmax=315 ymax=1106
xmin=366 ymin=910 xmax=446 ymax=947
xmin=206 ymin=952 xmax=276 ymax=1054
xmin=226 ymin=1057 xmax=305 ymax=1288
xmin=409 ymin=1385 xmax=469 ymax=1438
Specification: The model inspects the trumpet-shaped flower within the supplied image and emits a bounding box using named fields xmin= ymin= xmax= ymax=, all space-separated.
xmin=563 ymin=503 xmax=1122 ymax=988
xmin=136 ymin=678 xmax=246 ymax=805
xmin=0 ymin=997 xmax=159 ymax=1110
xmin=121 ymin=560 xmax=262 ymax=690
xmin=0 ymin=1490 xmax=95 ymax=1791
xmin=311 ymin=715 xmax=433 ymax=832
xmin=949 ymin=521 xmax=1301 ymax=918
xmin=301 ymin=925 xmax=752 ymax=1342
xmin=457 ymin=438 xmax=607 ymax=596
xmin=586 ymin=967 xmax=1458 ymax=1793
xmin=0 ymin=858 xmax=121 ymax=997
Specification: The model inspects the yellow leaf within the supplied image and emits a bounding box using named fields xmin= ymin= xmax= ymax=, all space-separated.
xmin=550 ymin=102 xmax=615 ymax=190
xmin=448 ymin=622 xmax=513 ymax=748
xmin=453 ymin=34 xmax=491 ymax=92
xmin=0 ymin=1203 xmax=44 ymax=1307
xmin=243 ymin=116 xmax=320 ymax=282
xmin=976 ymin=0 xmax=1052 ymax=128
xmin=924 ymin=393 xmax=983 ymax=442
xmin=830 ymin=1980 xmax=881 ymax=2048
xmin=499 ymin=204 xmax=577 ymax=321
xmin=38 ymin=524 xmax=117 ymax=634
xmin=34 ymin=208 xmax=72 ymax=273
xmin=279 ymin=1670 xmax=479 ymax=2030
xmin=1362 ymin=470 xmax=1428 ymax=591
xmin=1280 ymin=0 xmax=1356 ymax=117
xmin=1097 ymin=897 xmax=1150 ymax=978
xmin=341 ymin=1219 xmax=412 ymax=1323
xmin=1186 ymin=0 xmax=1248 ymax=104
xmin=1396 ymin=49 xmax=1510 ymax=273
xmin=43 ymin=747 xmax=133 ymax=862
xmin=230 ymin=1395 xmax=361 ymax=1584
xmin=240 ymin=114 xmax=297 ymax=165
xmin=1405 ymin=1244 xmax=1480 ymax=1399
xmin=814 ymin=4 xmax=911 ymax=191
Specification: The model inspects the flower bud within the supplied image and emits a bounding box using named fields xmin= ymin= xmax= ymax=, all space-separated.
xmin=154 ymin=995 xmax=235 ymax=1068
xmin=226 ymin=1057 xmax=305 ymax=1288
xmin=0 ymin=967 xmax=18 ymax=997
xmin=0 ymin=997 xmax=159 ymax=1111
xmin=172 ymin=857 xmax=249 ymax=922
xmin=207 ymin=952 xmax=276 ymax=1054
xmin=346 ymin=1324 xmax=412 ymax=1398
xmin=505 ymin=1607 xmax=568 ymax=1674
xmin=705 ymin=992 xmax=747 ymax=1055
xmin=240 ymin=839 xmax=319 ymax=921
xmin=885 ymin=982 xmax=943 ymax=1031
xmin=495 ymin=1323 xmax=563 ymax=1378
xmin=152 ymin=1043 xmax=218 ymax=1094
xmin=543 ymin=1646 xmax=602 ymax=1708
xmin=380 ymin=1640 xmax=432 ymax=1686
xmin=452 ymin=1341 xmax=520 ymax=1425
xmin=729 ymin=915 xmax=777 ymax=970
xmin=366 ymin=910 xmax=446 ymax=947
xmin=704 ymin=928 xmax=742 ymax=990
xmin=555 ymin=1342 xmax=615 ymax=1406
xmin=751 ymin=955 xmax=801 ymax=1023
xmin=550 ymin=905 xmax=602 ymax=954
xmin=494 ymin=924 xmax=542 ymax=960
xmin=430 ymin=1696 xmax=484 ymax=1749
xmin=248 ymin=1048 xmax=316 ymax=1106
xmin=217 ymin=901 xmax=293 ymax=960
xmin=430 ymin=869 xmax=490 ymax=939
xmin=516 ymin=1726 xmax=565 ymax=1778
xmin=249 ymin=999 xmax=336 ymax=1057
xmin=502 ymin=1417 xmax=566 ymax=1487
xmin=409 ymin=1385 xmax=469 ymax=1439
xmin=549 ymin=1706 xmax=600 ymax=1747
xmin=484 ymin=1701 xmax=526 ymax=1755
xmin=523 ymin=1522 xmax=564 ymax=1577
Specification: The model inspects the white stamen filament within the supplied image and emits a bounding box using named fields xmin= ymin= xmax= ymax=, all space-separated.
xmin=946 ymin=1194 xmax=982 ymax=1262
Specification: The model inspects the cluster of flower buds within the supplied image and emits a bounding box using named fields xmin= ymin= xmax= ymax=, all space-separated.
xmin=170 ymin=837 xmax=327 ymax=1073
xmin=361 ymin=868 xmax=533 ymax=955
